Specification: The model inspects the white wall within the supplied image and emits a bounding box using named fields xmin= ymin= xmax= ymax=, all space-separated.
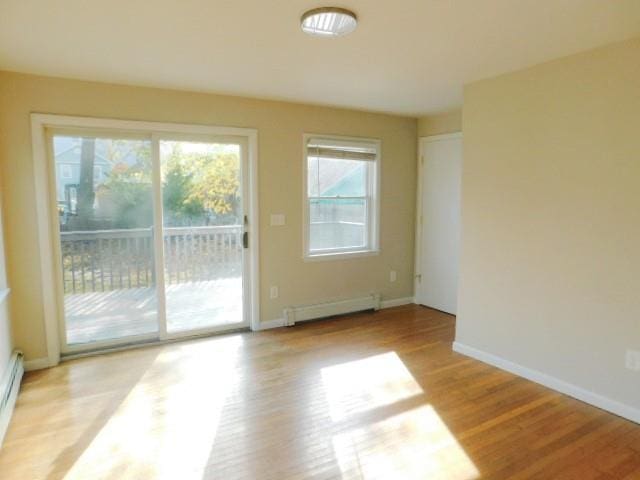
xmin=0 ymin=303 xmax=11 ymax=382
xmin=0 ymin=192 xmax=13 ymax=381
xmin=457 ymin=37 xmax=640 ymax=416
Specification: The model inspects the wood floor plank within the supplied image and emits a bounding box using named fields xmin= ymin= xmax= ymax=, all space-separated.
xmin=0 ymin=305 xmax=637 ymax=479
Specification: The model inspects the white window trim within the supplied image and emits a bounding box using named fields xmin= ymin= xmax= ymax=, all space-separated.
xmin=302 ymin=133 xmax=381 ymax=261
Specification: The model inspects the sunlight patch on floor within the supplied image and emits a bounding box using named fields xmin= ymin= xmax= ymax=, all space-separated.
xmin=62 ymin=335 xmax=243 ymax=480
xmin=322 ymin=352 xmax=479 ymax=480
xmin=321 ymin=352 xmax=424 ymax=421
xmin=332 ymin=405 xmax=479 ymax=480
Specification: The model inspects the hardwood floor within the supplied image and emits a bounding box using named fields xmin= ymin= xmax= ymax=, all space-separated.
xmin=1 ymin=305 xmax=638 ymax=479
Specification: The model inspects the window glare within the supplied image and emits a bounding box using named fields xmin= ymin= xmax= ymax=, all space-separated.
xmin=308 ymin=157 xmax=366 ymax=197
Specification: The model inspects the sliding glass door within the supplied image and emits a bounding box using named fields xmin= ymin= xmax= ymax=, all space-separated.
xmin=159 ymin=139 xmax=244 ymax=333
xmin=49 ymin=130 xmax=249 ymax=352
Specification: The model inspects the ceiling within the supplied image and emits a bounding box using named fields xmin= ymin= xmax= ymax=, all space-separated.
xmin=1 ymin=0 xmax=639 ymax=116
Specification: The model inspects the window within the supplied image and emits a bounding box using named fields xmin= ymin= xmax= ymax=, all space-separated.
xmin=304 ymin=135 xmax=380 ymax=259
xmin=61 ymin=164 xmax=72 ymax=179
xmin=93 ymin=165 xmax=103 ymax=182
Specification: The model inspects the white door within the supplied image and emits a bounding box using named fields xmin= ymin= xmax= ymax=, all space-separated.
xmin=416 ymin=134 xmax=462 ymax=314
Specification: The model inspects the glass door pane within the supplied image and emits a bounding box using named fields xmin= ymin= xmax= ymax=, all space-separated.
xmin=160 ymin=140 xmax=244 ymax=333
xmin=52 ymin=134 xmax=158 ymax=346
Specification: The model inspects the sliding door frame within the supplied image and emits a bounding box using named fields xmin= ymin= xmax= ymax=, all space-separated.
xmin=31 ymin=114 xmax=260 ymax=366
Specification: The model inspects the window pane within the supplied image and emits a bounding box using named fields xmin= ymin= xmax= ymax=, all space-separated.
xmin=52 ymin=135 xmax=157 ymax=345
xmin=308 ymin=157 xmax=367 ymax=197
xmin=309 ymin=198 xmax=366 ymax=251
xmin=160 ymin=140 xmax=244 ymax=333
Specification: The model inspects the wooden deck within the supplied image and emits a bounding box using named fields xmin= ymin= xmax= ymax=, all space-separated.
xmin=65 ymin=277 xmax=243 ymax=344
xmin=1 ymin=305 xmax=638 ymax=479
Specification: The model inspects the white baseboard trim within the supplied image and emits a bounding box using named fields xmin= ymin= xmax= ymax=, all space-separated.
xmin=24 ymin=357 xmax=52 ymax=372
xmin=453 ymin=341 xmax=640 ymax=425
xmin=0 ymin=351 xmax=24 ymax=446
xmin=380 ymin=297 xmax=415 ymax=309
xmin=256 ymin=318 xmax=286 ymax=331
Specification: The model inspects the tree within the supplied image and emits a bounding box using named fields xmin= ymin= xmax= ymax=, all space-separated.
xmin=163 ymin=161 xmax=205 ymax=223
xmin=100 ymin=142 xmax=241 ymax=228
xmin=161 ymin=144 xmax=240 ymax=225
xmin=75 ymin=137 xmax=96 ymax=229
xmin=186 ymin=153 xmax=240 ymax=216
xmin=101 ymin=142 xmax=154 ymax=229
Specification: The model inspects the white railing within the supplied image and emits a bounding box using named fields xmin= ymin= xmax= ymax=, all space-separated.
xmin=60 ymin=225 xmax=242 ymax=294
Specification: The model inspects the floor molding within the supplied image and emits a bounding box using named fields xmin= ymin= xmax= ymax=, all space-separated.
xmin=24 ymin=357 xmax=53 ymax=372
xmin=453 ymin=341 xmax=640 ymax=425
xmin=257 ymin=318 xmax=286 ymax=330
xmin=380 ymin=297 xmax=415 ymax=309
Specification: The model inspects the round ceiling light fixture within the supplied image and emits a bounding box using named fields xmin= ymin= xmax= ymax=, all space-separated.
xmin=301 ymin=7 xmax=358 ymax=37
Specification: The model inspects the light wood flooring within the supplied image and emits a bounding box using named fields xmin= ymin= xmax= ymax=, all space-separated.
xmin=0 ymin=305 xmax=638 ymax=479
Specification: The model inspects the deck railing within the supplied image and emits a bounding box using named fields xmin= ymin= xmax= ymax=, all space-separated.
xmin=61 ymin=225 xmax=242 ymax=294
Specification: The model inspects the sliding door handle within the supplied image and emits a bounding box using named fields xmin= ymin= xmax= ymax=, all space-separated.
xmin=242 ymin=231 xmax=249 ymax=249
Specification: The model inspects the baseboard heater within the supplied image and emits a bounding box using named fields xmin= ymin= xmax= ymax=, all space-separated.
xmin=0 ymin=351 xmax=24 ymax=447
xmin=283 ymin=293 xmax=381 ymax=326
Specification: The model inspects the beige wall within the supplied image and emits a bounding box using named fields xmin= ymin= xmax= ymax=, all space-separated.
xmin=458 ymin=37 xmax=640 ymax=411
xmin=417 ymin=110 xmax=462 ymax=137
xmin=0 ymin=71 xmax=417 ymax=361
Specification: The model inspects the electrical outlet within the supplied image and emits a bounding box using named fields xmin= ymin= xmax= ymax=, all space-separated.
xmin=625 ymin=350 xmax=640 ymax=371
xmin=390 ymin=270 xmax=397 ymax=282
xmin=270 ymin=286 xmax=279 ymax=299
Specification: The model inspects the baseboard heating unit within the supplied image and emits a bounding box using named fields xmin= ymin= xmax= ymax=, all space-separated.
xmin=0 ymin=350 xmax=24 ymax=446
xmin=283 ymin=293 xmax=381 ymax=326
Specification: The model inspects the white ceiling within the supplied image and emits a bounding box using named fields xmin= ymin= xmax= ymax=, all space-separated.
xmin=1 ymin=0 xmax=639 ymax=116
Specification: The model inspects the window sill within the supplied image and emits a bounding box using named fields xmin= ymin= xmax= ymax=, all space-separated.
xmin=303 ymin=249 xmax=380 ymax=262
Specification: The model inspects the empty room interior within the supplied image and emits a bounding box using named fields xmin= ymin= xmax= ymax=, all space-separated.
xmin=0 ymin=1 xmax=639 ymax=478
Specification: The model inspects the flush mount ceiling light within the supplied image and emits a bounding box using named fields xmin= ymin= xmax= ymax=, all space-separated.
xmin=301 ymin=7 xmax=358 ymax=37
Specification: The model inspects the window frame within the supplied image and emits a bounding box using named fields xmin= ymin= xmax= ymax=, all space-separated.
xmin=302 ymin=133 xmax=381 ymax=261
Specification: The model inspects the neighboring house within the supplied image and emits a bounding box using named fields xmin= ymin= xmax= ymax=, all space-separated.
xmin=308 ymin=159 xmax=367 ymax=250
xmin=53 ymin=136 xmax=111 ymax=205
xmin=53 ymin=136 xmax=145 ymax=221
xmin=321 ymin=165 xmax=365 ymax=197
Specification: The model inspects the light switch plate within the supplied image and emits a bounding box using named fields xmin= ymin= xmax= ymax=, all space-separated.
xmin=270 ymin=214 xmax=285 ymax=226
